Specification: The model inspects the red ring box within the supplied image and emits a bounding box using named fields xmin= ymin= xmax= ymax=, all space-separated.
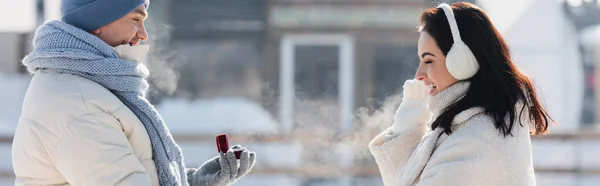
xmin=216 ymin=133 xmax=241 ymax=159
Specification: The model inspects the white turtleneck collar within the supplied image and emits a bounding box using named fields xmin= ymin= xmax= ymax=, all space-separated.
xmin=428 ymin=81 xmax=485 ymax=125
xmin=429 ymin=81 xmax=470 ymax=116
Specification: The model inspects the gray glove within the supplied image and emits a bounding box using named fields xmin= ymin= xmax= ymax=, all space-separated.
xmin=187 ymin=145 xmax=256 ymax=186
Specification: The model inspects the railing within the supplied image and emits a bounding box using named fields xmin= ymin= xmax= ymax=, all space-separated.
xmin=2 ymin=131 xmax=600 ymax=179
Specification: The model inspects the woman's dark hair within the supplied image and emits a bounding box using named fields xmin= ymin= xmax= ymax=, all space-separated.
xmin=418 ymin=2 xmax=553 ymax=136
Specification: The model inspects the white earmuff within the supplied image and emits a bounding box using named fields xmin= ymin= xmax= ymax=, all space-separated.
xmin=438 ymin=3 xmax=479 ymax=80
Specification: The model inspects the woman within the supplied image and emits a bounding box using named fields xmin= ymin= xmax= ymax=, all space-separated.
xmin=369 ymin=2 xmax=553 ymax=186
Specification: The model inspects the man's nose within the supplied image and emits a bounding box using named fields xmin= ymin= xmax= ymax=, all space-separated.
xmin=137 ymin=24 xmax=148 ymax=41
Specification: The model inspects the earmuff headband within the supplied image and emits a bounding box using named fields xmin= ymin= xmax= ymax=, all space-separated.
xmin=438 ymin=4 xmax=462 ymax=43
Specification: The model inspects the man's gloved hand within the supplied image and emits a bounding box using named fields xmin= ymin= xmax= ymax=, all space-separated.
xmin=187 ymin=145 xmax=256 ymax=186
xmin=392 ymin=79 xmax=432 ymax=134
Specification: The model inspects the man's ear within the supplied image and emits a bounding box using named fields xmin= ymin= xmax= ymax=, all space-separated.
xmin=92 ymin=28 xmax=101 ymax=35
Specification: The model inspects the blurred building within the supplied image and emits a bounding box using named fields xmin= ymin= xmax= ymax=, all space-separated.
xmin=147 ymin=0 xmax=445 ymax=133
xmin=155 ymin=0 xmax=267 ymax=101
xmin=0 ymin=0 xmax=39 ymax=75
xmin=0 ymin=0 xmax=476 ymax=129
xmin=565 ymin=0 xmax=600 ymax=125
xmin=265 ymin=0 xmax=431 ymax=132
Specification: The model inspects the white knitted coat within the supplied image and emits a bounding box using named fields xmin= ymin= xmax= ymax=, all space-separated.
xmin=369 ymin=81 xmax=536 ymax=186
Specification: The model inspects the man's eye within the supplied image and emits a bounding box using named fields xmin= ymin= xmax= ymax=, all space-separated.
xmin=424 ymin=60 xmax=433 ymax=64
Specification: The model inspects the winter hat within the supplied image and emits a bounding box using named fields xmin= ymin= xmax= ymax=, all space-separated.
xmin=61 ymin=0 xmax=149 ymax=32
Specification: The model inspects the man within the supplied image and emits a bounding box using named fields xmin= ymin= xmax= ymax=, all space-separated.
xmin=12 ymin=0 xmax=256 ymax=185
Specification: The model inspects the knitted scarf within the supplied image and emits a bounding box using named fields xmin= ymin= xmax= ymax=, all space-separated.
xmin=22 ymin=20 xmax=187 ymax=186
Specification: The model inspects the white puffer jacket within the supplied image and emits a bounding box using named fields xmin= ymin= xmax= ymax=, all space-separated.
xmin=12 ymin=69 xmax=159 ymax=186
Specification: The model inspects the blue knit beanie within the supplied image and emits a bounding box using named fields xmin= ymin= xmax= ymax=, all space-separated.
xmin=61 ymin=0 xmax=149 ymax=32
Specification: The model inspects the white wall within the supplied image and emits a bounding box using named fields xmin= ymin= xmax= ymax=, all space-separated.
xmin=0 ymin=0 xmax=37 ymax=33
